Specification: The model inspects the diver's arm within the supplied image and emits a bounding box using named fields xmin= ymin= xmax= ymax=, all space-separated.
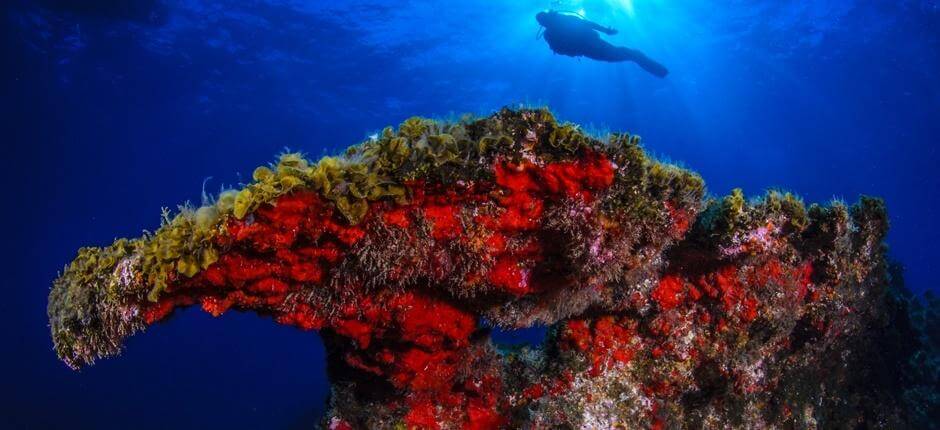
xmin=587 ymin=21 xmax=618 ymax=35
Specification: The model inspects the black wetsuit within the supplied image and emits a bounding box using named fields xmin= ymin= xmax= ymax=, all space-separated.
xmin=536 ymin=11 xmax=668 ymax=77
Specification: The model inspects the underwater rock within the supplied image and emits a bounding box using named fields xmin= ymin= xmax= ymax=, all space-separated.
xmin=49 ymin=108 xmax=937 ymax=429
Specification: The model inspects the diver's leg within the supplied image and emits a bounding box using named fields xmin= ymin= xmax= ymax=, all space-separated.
xmin=585 ymin=41 xmax=669 ymax=77
xmin=619 ymin=47 xmax=669 ymax=77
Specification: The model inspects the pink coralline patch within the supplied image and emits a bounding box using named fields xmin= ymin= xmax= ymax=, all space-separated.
xmin=720 ymin=222 xmax=781 ymax=257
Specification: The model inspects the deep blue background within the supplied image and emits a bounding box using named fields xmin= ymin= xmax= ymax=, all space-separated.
xmin=3 ymin=0 xmax=938 ymax=428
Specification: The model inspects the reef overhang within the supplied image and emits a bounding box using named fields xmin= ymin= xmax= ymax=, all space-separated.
xmin=49 ymin=108 xmax=936 ymax=429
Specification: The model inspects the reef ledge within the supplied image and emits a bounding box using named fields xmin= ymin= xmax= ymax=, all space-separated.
xmin=49 ymin=108 xmax=937 ymax=429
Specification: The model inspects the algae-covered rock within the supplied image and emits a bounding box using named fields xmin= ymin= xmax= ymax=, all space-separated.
xmin=49 ymin=108 xmax=937 ymax=429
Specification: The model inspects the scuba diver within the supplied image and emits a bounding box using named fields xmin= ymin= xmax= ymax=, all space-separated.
xmin=535 ymin=10 xmax=669 ymax=78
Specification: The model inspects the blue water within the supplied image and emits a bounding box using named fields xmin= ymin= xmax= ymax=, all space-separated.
xmin=3 ymin=0 xmax=938 ymax=428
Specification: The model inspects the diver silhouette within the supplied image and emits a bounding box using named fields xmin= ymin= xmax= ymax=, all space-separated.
xmin=536 ymin=10 xmax=669 ymax=78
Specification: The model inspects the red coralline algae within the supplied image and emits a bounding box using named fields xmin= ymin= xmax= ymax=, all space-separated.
xmin=49 ymin=109 xmax=937 ymax=429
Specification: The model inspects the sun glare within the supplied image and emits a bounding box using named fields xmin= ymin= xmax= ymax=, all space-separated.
xmin=618 ymin=0 xmax=636 ymax=18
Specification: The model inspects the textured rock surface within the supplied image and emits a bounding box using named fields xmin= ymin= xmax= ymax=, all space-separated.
xmin=49 ymin=108 xmax=937 ymax=429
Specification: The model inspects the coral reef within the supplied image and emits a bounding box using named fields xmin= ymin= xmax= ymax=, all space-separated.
xmin=49 ymin=108 xmax=937 ymax=429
